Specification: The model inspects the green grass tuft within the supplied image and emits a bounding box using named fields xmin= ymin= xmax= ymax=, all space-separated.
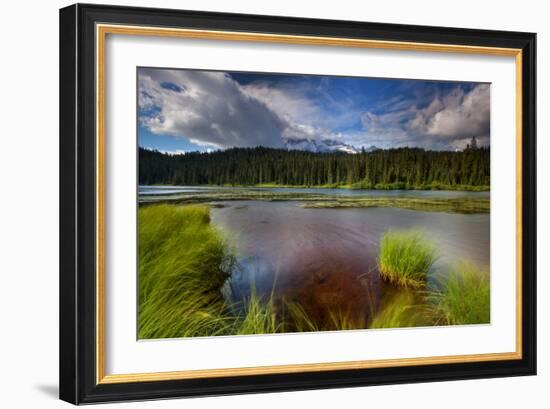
xmin=433 ymin=262 xmax=490 ymax=325
xmin=378 ymin=230 xmax=438 ymax=288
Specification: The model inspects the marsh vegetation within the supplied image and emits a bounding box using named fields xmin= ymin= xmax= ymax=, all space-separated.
xmin=378 ymin=230 xmax=438 ymax=288
xmin=139 ymin=187 xmax=490 ymax=214
xmin=138 ymin=194 xmax=490 ymax=338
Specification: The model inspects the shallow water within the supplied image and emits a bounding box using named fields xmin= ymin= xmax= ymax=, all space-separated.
xmin=139 ymin=185 xmax=489 ymax=199
xmin=138 ymin=185 xmax=490 ymax=198
xmin=210 ymin=200 xmax=489 ymax=327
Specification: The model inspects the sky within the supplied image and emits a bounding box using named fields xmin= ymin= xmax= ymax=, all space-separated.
xmin=138 ymin=67 xmax=490 ymax=154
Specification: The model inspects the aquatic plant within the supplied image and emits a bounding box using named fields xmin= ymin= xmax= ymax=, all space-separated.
xmin=235 ymin=290 xmax=282 ymax=335
xmin=283 ymin=302 xmax=320 ymax=332
xmin=299 ymin=197 xmax=490 ymax=214
xmin=432 ymin=262 xmax=490 ymax=325
xmin=369 ymin=291 xmax=428 ymax=329
xmin=140 ymin=188 xmax=490 ymax=215
xmin=326 ymin=309 xmax=367 ymax=331
xmin=378 ymin=230 xmax=438 ymax=288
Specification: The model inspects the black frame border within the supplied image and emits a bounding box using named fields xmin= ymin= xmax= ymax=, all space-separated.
xmin=59 ymin=3 xmax=536 ymax=404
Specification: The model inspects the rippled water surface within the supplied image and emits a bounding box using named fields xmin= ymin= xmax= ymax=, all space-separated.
xmin=211 ymin=200 xmax=489 ymax=325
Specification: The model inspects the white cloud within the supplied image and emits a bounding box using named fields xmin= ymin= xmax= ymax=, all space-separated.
xmin=139 ymin=68 xmax=358 ymax=150
xmin=413 ymin=84 xmax=490 ymax=140
xmin=139 ymin=69 xmax=286 ymax=149
xmin=241 ymin=81 xmax=349 ymax=142
xmin=139 ymin=68 xmax=490 ymax=152
xmin=358 ymin=84 xmax=490 ymax=149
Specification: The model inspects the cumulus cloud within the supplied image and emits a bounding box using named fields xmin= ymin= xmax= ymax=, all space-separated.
xmin=359 ymin=84 xmax=490 ymax=149
xmin=411 ymin=84 xmax=490 ymax=140
xmin=139 ymin=68 xmax=286 ymax=149
xmin=138 ymin=68 xmax=358 ymax=150
xmin=241 ymin=83 xmax=334 ymax=141
xmin=138 ymin=68 xmax=490 ymax=152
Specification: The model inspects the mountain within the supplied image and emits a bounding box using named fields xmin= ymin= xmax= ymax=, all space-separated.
xmin=362 ymin=145 xmax=379 ymax=152
xmin=284 ymin=138 xmax=361 ymax=154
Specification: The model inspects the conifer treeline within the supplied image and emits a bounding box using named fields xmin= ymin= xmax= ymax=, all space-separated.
xmin=139 ymin=146 xmax=490 ymax=189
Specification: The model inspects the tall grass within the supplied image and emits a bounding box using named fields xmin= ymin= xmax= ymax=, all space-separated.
xmin=369 ymin=292 xmax=428 ymax=329
xmin=235 ymin=290 xmax=282 ymax=335
xmin=139 ymin=204 xmax=290 ymax=338
xmin=282 ymin=302 xmax=369 ymax=332
xmin=432 ymin=262 xmax=490 ymax=325
xmin=283 ymin=302 xmax=319 ymax=332
xmin=138 ymin=204 xmax=236 ymax=338
xmin=326 ymin=309 xmax=368 ymax=331
xmin=378 ymin=230 xmax=438 ymax=288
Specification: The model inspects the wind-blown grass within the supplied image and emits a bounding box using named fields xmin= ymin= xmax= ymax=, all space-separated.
xmin=432 ymin=262 xmax=490 ymax=325
xmin=369 ymin=291 xmax=428 ymax=329
xmin=235 ymin=290 xmax=282 ymax=335
xmin=139 ymin=204 xmax=290 ymax=338
xmin=283 ymin=302 xmax=319 ymax=332
xmin=283 ymin=302 xmax=369 ymax=332
xmin=326 ymin=309 xmax=367 ymax=331
xmin=138 ymin=204 xmax=237 ymax=338
xmin=378 ymin=230 xmax=438 ymax=288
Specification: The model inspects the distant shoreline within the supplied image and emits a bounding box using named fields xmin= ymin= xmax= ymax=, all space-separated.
xmin=140 ymin=183 xmax=490 ymax=192
xmin=139 ymin=146 xmax=491 ymax=191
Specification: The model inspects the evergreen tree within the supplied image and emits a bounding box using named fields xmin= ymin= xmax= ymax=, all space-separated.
xmin=139 ymin=146 xmax=490 ymax=189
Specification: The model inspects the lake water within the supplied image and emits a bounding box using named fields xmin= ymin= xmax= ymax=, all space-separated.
xmin=140 ymin=186 xmax=490 ymax=328
xmin=139 ymin=185 xmax=490 ymax=199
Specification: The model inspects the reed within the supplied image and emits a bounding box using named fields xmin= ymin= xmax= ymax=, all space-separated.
xmin=369 ymin=292 xmax=427 ymax=329
xmin=138 ymin=204 xmax=235 ymax=338
xmin=235 ymin=290 xmax=282 ymax=335
xmin=378 ymin=230 xmax=438 ymax=288
xmin=433 ymin=262 xmax=490 ymax=325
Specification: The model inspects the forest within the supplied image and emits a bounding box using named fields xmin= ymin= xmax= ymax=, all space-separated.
xmin=139 ymin=145 xmax=490 ymax=190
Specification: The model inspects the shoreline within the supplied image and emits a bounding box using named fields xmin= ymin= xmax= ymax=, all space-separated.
xmin=140 ymin=183 xmax=491 ymax=192
xmin=139 ymin=190 xmax=490 ymax=214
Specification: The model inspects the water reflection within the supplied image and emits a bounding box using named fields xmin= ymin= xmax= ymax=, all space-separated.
xmin=139 ymin=185 xmax=490 ymax=199
xmin=211 ymin=200 xmax=489 ymax=327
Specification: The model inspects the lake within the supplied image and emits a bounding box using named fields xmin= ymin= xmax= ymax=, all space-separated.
xmin=140 ymin=186 xmax=490 ymax=329
xmin=139 ymin=185 xmax=489 ymax=199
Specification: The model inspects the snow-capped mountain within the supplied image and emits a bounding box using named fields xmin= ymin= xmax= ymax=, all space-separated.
xmin=284 ymin=138 xmax=361 ymax=154
xmin=284 ymin=138 xmax=380 ymax=154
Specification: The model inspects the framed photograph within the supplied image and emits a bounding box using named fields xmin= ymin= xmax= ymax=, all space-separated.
xmin=59 ymin=3 xmax=536 ymax=404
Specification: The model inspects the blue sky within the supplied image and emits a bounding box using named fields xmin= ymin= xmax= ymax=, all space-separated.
xmin=138 ymin=68 xmax=490 ymax=153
